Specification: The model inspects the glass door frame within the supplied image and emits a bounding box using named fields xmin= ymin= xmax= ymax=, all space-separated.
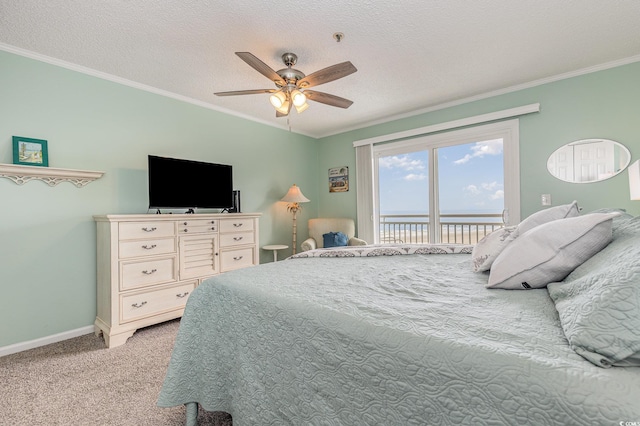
xmin=372 ymin=119 xmax=521 ymax=244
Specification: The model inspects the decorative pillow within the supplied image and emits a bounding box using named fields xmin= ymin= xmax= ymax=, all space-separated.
xmin=471 ymin=226 xmax=518 ymax=272
xmin=548 ymin=229 xmax=640 ymax=367
xmin=486 ymin=213 xmax=615 ymax=290
xmin=471 ymin=201 xmax=580 ymax=273
xmin=323 ymin=231 xmax=349 ymax=248
xmin=517 ymin=200 xmax=580 ymax=235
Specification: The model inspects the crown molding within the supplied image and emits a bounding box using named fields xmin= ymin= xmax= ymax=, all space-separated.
xmin=0 ymin=43 xmax=306 ymax=136
xmin=2 ymin=42 xmax=639 ymax=140
xmin=318 ymin=54 xmax=640 ymax=139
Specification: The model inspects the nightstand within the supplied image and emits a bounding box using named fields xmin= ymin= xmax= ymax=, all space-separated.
xmin=262 ymin=244 xmax=288 ymax=262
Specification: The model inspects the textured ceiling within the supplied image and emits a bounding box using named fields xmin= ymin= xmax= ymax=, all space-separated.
xmin=2 ymin=0 xmax=640 ymax=138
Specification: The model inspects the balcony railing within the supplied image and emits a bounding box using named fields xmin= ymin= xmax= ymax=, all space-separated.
xmin=379 ymin=213 xmax=504 ymax=245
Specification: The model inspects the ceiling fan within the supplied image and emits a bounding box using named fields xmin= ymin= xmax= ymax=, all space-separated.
xmin=214 ymin=52 xmax=357 ymax=117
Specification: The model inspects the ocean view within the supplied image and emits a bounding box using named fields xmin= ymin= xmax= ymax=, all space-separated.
xmin=378 ymin=210 xmax=504 ymax=244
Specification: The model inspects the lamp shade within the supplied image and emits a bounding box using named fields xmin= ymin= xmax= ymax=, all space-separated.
xmin=291 ymin=89 xmax=307 ymax=107
xmin=281 ymin=184 xmax=310 ymax=203
xmin=274 ymin=99 xmax=291 ymax=115
xmin=294 ymin=101 xmax=309 ymax=114
xmin=270 ymin=91 xmax=287 ymax=108
xmin=630 ymin=160 xmax=640 ymax=200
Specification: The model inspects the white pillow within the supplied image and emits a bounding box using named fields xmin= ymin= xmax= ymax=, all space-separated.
xmin=517 ymin=200 xmax=580 ymax=235
xmin=471 ymin=226 xmax=518 ymax=272
xmin=486 ymin=213 xmax=615 ymax=290
xmin=471 ymin=201 xmax=580 ymax=272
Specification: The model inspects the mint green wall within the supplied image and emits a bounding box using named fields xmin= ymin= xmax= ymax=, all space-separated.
xmin=316 ymin=61 xmax=640 ymax=224
xmin=0 ymin=51 xmax=317 ymax=347
xmin=3 ymin=49 xmax=639 ymax=349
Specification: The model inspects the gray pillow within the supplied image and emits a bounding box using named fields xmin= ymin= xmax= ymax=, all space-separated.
xmin=517 ymin=200 xmax=580 ymax=235
xmin=471 ymin=201 xmax=580 ymax=273
xmin=548 ymin=217 xmax=640 ymax=367
xmin=471 ymin=226 xmax=518 ymax=272
xmin=487 ymin=213 xmax=615 ymax=290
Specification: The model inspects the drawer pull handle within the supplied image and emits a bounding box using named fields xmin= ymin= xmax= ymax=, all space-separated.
xmin=183 ymin=222 xmax=188 ymax=225
xmin=142 ymin=227 xmax=157 ymax=232
xmin=141 ymin=244 xmax=157 ymax=250
xmin=131 ymin=301 xmax=147 ymax=308
xmin=210 ymin=221 xmax=215 ymax=224
xmin=211 ymin=227 xmax=215 ymax=230
xmin=142 ymin=269 xmax=157 ymax=275
xmin=183 ymin=229 xmax=188 ymax=233
xmin=233 ymin=256 xmax=244 ymax=261
xmin=233 ymin=223 xmax=243 ymax=227
xmin=233 ymin=236 xmax=243 ymax=241
xmin=176 ymin=292 xmax=190 ymax=298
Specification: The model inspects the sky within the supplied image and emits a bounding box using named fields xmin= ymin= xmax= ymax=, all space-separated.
xmin=378 ymin=139 xmax=504 ymax=215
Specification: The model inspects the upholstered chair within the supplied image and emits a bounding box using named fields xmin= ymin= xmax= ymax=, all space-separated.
xmin=301 ymin=218 xmax=367 ymax=251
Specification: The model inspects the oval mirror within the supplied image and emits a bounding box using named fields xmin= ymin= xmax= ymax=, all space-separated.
xmin=547 ymin=139 xmax=631 ymax=183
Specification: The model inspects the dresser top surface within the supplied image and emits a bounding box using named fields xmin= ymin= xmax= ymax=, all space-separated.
xmin=94 ymin=212 xmax=261 ymax=222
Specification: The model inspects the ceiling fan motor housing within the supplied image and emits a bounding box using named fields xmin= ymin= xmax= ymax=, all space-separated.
xmin=276 ymin=53 xmax=305 ymax=87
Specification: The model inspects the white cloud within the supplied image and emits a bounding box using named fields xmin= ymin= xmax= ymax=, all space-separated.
xmin=490 ymin=190 xmax=504 ymax=200
xmin=464 ymin=184 xmax=482 ymax=195
xmin=454 ymin=139 xmax=503 ymax=165
xmin=463 ymin=182 xmax=503 ymax=200
xmin=481 ymin=181 xmax=499 ymax=191
xmin=405 ymin=173 xmax=427 ymax=181
xmin=379 ymin=155 xmax=425 ymax=171
xmin=454 ymin=154 xmax=473 ymax=165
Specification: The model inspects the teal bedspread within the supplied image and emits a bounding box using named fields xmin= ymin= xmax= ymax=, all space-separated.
xmin=158 ymin=247 xmax=640 ymax=425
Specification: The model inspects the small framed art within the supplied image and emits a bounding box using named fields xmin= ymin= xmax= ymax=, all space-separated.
xmin=329 ymin=166 xmax=349 ymax=192
xmin=13 ymin=136 xmax=49 ymax=167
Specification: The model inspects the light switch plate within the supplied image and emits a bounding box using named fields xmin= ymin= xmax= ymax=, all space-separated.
xmin=541 ymin=194 xmax=552 ymax=206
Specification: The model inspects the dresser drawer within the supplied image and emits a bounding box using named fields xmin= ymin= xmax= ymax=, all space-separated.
xmin=219 ymin=231 xmax=255 ymax=248
xmin=120 ymin=282 xmax=195 ymax=323
xmin=220 ymin=247 xmax=255 ymax=272
xmin=119 ymin=221 xmax=175 ymax=240
xmin=120 ymin=256 xmax=177 ymax=290
xmin=119 ymin=237 xmax=176 ymax=259
xmin=178 ymin=219 xmax=217 ymax=234
xmin=220 ymin=218 xmax=254 ymax=233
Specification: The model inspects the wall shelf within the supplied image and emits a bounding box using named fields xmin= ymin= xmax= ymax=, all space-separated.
xmin=0 ymin=163 xmax=104 ymax=187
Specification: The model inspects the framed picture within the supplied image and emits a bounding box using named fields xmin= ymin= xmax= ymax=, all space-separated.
xmin=12 ymin=136 xmax=49 ymax=167
xmin=329 ymin=166 xmax=349 ymax=192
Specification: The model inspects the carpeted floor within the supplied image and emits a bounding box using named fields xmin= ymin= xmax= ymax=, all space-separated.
xmin=0 ymin=319 xmax=232 ymax=425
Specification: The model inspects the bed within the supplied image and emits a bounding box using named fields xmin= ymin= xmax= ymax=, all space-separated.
xmin=158 ymin=207 xmax=640 ymax=425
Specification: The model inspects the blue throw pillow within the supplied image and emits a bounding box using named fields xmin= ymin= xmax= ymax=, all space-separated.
xmin=323 ymin=231 xmax=349 ymax=248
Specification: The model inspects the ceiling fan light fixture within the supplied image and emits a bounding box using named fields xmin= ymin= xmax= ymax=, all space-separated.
xmin=294 ymin=101 xmax=309 ymax=114
xmin=291 ymin=89 xmax=307 ymax=107
xmin=269 ymin=90 xmax=287 ymax=108
xmin=275 ymin=99 xmax=291 ymax=115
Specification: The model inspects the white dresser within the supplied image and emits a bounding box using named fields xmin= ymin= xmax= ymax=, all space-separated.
xmin=93 ymin=213 xmax=261 ymax=348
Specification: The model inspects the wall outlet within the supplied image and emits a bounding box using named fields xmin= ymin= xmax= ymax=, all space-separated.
xmin=541 ymin=194 xmax=552 ymax=206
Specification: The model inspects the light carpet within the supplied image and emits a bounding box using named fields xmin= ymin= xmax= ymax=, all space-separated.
xmin=0 ymin=319 xmax=232 ymax=425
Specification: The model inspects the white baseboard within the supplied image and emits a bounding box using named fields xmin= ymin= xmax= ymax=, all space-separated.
xmin=0 ymin=325 xmax=96 ymax=357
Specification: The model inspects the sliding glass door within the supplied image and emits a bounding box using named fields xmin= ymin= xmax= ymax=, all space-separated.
xmin=373 ymin=120 xmax=520 ymax=244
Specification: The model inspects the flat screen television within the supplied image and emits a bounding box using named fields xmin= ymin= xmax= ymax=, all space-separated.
xmin=148 ymin=155 xmax=233 ymax=211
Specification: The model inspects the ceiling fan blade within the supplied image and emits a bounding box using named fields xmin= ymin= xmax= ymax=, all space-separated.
xmin=235 ymin=52 xmax=285 ymax=86
xmin=304 ymin=90 xmax=353 ymax=109
xmin=297 ymin=61 xmax=357 ymax=88
xmin=214 ymin=89 xmax=276 ymax=96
